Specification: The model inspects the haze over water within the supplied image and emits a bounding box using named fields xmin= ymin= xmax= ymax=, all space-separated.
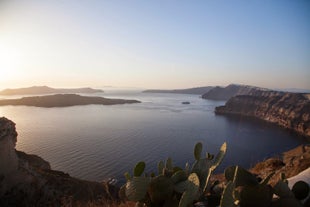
xmin=0 ymin=91 xmax=306 ymax=184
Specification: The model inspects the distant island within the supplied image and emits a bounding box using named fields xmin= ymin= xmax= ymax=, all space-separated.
xmin=0 ymin=94 xmax=140 ymax=107
xmin=0 ymin=86 xmax=104 ymax=95
xmin=143 ymin=86 xmax=214 ymax=95
xmin=202 ymin=84 xmax=269 ymax=101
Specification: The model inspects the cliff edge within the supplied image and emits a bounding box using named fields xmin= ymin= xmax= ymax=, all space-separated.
xmin=215 ymin=91 xmax=310 ymax=138
xmin=0 ymin=117 xmax=118 ymax=207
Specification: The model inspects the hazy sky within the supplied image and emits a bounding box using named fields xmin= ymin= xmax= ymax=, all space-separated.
xmin=0 ymin=0 xmax=309 ymax=90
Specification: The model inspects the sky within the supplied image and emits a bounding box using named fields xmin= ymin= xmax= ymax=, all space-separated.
xmin=0 ymin=0 xmax=309 ymax=90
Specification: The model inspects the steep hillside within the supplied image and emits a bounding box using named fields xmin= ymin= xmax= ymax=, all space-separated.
xmin=215 ymin=91 xmax=310 ymax=138
xmin=143 ymin=86 xmax=214 ymax=95
xmin=202 ymin=84 xmax=269 ymax=100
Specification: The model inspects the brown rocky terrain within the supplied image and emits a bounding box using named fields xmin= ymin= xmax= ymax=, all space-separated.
xmin=215 ymin=90 xmax=310 ymax=138
xmin=0 ymin=94 xmax=140 ymax=107
xmin=212 ymin=144 xmax=310 ymax=187
xmin=250 ymin=144 xmax=310 ymax=185
xmin=0 ymin=117 xmax=119 ymax=207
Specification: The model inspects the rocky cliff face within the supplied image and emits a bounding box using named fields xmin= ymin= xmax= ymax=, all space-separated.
xmin=202 ymin=84 xmax=270 ymax=100
xmin=215 ymin=91 xmax=310 ymax=138
xmin=0 ymin=118 xmax=18 ymax=176
xmin=0 ymin=117 xmax=118 ymax=207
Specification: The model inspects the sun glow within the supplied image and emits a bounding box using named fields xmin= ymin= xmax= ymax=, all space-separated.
xmin=0 ymin=42 xmax=22 ymax=83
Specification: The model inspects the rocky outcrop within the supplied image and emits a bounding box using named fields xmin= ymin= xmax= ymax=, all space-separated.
xmin=0 ymin=94 xmax=140 ymax=107
xmin=143 ymin=86 xmax=214 ymax=95
xmin=0 ymin=118 xmax=18 ymax=176
xmin=0 ymin=86 xmax=104 ymax=95
xmin=0 ymin=117 xmax=118 ymax=207
xmin=211 ymin=144 xmax=310 ymax=187
xmin=250 ymin=145 xmax=310 ymax=186
xmin=215 ymin=91 xmax=310 ymax=138
xmin=202 ymin=84 xmax=269 ymax=100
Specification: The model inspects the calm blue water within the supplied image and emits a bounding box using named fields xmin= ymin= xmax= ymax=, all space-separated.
xmin=0 ymin=91 xmax=307 ymax=184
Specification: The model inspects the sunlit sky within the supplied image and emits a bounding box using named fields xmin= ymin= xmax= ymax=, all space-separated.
xmin=0 ymin=0 xmax=309 ymax=90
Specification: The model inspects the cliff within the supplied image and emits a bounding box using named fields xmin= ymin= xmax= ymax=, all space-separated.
xmin=0 ymin=117 xmax=119 ymax=207
xmin=202 ymin=84 xmax=269 ymax=100
xmin=0 ymin=94 xmax=140 ymax=107
xmin=0 ymin=86 xmax=104 ymax=96
xmin=215 ymin=91 xmax=310 ymax=138
xmin=143 ymin=86 xmax=214 ymax=95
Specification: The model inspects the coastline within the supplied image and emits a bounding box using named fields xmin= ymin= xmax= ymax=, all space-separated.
xmin=1 ymin=116 xmax=309 ymax=206
xmin=215 ymin=92 xmax=310 ymax=139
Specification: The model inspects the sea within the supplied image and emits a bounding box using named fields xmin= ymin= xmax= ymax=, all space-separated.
xmin=0 ymin=90 xmax=307 ymax=184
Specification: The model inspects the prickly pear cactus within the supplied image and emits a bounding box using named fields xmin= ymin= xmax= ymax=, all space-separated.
xmin=220 ymin=165 xmax=310 ymax=207
xmin=292 ymin=181 xmax=310 ymax=200
xmin=219 ymin=181 xmax=236 ymax=207
xmin=192 ymin=142 xmax=227 ymax=194
xmin=239 ymin=184 xmax=273 ymax=207
xmin=147 ymin=175 xmax=174 ymax=204
xmin=179 ymin=173 xmax=200 ymax=207
xmin=134 ymin=161 xmax=146 ymax=177
xmin=125 ymin=176 xmax=151 ymax=201
xmin=224 ymin=166 xmax=258 ymax=187
xmin=122 ymin=142 xmax=227 ymax=207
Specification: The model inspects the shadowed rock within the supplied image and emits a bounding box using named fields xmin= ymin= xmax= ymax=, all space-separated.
xmin=0 ymin=117 xmax=119 ymax=207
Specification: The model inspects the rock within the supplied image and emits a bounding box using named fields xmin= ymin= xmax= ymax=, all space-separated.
xmin=0 ymin=117 xmax=18 ymax=176
xmin=211 ymin=144 xmax=310 ymax=187
xmin=0 ymin=117 xmax=119 ymax=207
xmin=250 ymin=145 xmax=310 ymax=186
xmin=215 ymin=91 xmax=310 ymax=138
xmin=16 ymin=150 xmax=51 ymax=170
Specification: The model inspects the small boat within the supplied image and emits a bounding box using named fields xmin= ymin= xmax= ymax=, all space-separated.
xmin=182 ymin=101 xmax=190 ymax=104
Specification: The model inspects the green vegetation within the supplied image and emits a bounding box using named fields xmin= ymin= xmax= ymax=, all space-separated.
xmin=120 ymin=143 xmax=310 ymax=207
xmin=222 ymin=166 xmax=309 ymax=207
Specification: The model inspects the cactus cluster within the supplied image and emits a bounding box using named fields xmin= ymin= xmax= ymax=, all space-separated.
xmin=220 ymin=166 xmax=310 ymax=207
xmin=120 ymin=142 xmax=310 ymax=207
xmin=119 ymin=142 xmax=227 ymax=207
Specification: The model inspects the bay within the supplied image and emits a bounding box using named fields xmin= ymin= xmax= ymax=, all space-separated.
xmin=0 ymin=91 xmax=306 ymax=184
